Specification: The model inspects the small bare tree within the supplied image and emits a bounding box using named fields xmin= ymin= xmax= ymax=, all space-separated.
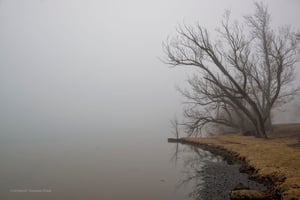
xmin=163 ymin=2 xmax=299 ymax=138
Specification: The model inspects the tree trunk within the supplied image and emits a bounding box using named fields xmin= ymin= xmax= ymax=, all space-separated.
xmin=258 ymin=120 xmax=268 ymax=139
xmin=264 ymin=116 xmax=273 ymax=132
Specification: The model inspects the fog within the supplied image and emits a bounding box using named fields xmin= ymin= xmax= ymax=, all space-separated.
xmin=0 ymin=0 xmax=299 ymax=142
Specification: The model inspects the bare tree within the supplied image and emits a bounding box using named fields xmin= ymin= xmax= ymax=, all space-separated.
xmin=170 ymin=115 xmax=180 ymax=140
xmin=163 ymin=2 xmax=299 ymax=138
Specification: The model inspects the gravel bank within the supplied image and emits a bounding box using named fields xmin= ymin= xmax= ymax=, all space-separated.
xmin=199 ymin=161 xmax=267 ymax=200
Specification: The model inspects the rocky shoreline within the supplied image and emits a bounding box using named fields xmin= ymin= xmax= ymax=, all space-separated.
xmin=178 ymin=138 xmax=280 ymax=199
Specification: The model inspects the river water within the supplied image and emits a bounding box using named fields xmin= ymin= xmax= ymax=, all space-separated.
xmin=0 ymin=134 xmax=265 ymax=200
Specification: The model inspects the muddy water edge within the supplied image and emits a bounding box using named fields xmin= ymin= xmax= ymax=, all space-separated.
xmin=171 ymin=140 xmax=278 ymax=200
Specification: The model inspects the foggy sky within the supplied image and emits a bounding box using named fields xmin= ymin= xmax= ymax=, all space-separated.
xmin=1 ymin=0 xmax=299 ymax=141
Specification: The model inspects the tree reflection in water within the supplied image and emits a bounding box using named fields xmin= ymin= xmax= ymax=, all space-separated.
xmin=174 ymin=144 xmax=224 ymax=199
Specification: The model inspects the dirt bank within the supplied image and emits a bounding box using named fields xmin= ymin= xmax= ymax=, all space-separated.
xmin=181 ymin=135 xmax=300 ymax=200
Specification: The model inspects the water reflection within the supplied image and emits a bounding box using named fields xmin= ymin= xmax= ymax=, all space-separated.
xmin=0 ymin=135 xmax=265 ymax=200
xmin=172 ymin=144 xmax=224 ymax=199
xmin=0 ymin=136 xmax=187 ymax=200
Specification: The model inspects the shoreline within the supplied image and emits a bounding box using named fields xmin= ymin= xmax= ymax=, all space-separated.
xmin=178 ymin=142 xmax=269 ymax=200
xmin=176 ymin=135 xmax=300 ymax=200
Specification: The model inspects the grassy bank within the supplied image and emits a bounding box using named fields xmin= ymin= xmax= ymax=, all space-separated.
xmin=182 ymin=133 xmax=300 ymax=199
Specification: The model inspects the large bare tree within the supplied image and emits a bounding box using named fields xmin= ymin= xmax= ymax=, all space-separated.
xmin=163 ymin=2 xmax=299 ymax=138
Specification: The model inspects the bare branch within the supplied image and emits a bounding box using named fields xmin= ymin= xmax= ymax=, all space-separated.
xmin=163 ymin=2 xmax=299 ymax=138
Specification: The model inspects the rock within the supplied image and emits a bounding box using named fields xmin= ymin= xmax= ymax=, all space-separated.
xmin=239 ymin=164 xmax=251 ymax=173
xmin=230 ymin=189 xmax=266 ymax=200
xmin=233 ymin=182 xmax=249 ymax=190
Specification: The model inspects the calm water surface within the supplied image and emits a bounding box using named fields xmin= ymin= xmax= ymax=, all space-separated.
xmin=0 ymin=133 xmax=223 ymax=200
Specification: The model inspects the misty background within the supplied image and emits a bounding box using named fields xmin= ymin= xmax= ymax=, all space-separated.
xmin=0 ymin=0 xmax=299 ymax=143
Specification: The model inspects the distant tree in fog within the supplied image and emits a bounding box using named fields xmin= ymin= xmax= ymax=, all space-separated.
xmin=163 ymin=2 xmax=299 ymax=138
xmin=170 ymin=116 xmax=180 ymax=140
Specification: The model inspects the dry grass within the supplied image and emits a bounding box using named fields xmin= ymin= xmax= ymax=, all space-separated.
xmin=230 ymin=189 xmax=266 ymax=200
xmin=182 ymin=124 xmax=300 ymax=199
